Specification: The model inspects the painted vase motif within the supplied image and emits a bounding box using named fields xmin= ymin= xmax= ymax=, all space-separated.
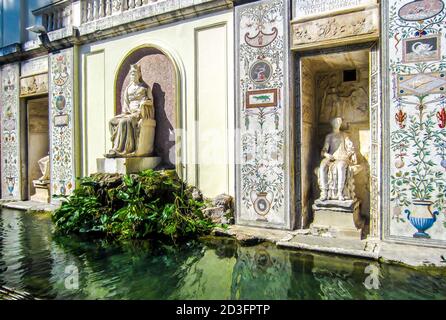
xmin=6 ymin=177 xmax=15 ymax=196
xmin=405 ymin=200 xmax=439 ymax=239
xmin=250 ymin=191 xmax=274 ymax=216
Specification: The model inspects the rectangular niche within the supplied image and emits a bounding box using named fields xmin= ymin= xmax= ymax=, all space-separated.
xmin=299 ymin=49 xmax=371 ymax=233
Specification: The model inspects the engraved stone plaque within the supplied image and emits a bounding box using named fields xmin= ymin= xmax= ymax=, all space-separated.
xmin=293 ymin=0 xmax=377 ymax=21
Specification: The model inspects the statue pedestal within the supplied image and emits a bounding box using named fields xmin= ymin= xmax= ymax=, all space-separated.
xmin=311 ymin=199 xmax=362 ymax=239
xmin=31 ymin=180 xmax=50 ymax=203
xmin=97 ymin=157 xmax=161 ymax=174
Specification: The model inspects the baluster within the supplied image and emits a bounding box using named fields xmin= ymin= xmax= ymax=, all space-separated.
xmin=67 ymin=6 xmax=73 ymax=26
xmin=87 ymin=0 xmax=93 ymax=21
xmin=58 ymin=9 xmax=63 ymax=29
xmin=98 ymin=0 xmax=104 ymax=17
xmin=105 ymin=0 xmax=112 ymax=16
xmin=47 ymin=13 xmax=53 ymax=31
xmin=122 ymin=0 xmax=128 ymax=11
xmin=129 ymin=0 xmax=135 ymax=9
xmin=81 ymin=1 xmax=86 ymax=23
xmin=42 ymin=14 xmax=48 ymax=32
xmin=135 ymin=0 xmax=142 ymax=7
xmin=92 ymin=0 xmax=98 ymax=20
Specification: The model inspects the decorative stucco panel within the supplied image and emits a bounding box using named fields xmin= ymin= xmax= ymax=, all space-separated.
xmin=0 ymin=63 xmax=21 ymax=199
xmin=235 ymin=0 xmax=292 ymax=229
xmin=49 ymin=48 xmax=76 ymax=199
xmin=385 ymin=0 xmax=446 ymax=246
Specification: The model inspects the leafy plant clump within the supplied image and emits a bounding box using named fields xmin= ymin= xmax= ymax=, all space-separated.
xmin=52 ymin=170 xmax=215 ymax=241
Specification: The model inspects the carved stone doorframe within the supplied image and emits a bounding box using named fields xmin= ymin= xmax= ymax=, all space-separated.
xmin=293 ymin=42 xmax=382 ymax=238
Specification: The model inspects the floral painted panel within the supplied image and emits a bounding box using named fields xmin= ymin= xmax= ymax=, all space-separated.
xmin=387 ymin=0 xmax=446 ymax=245
xmin=49 ymin=48 xmax=76 ymax=199
xmin=0 ymin=64 xmax=21 ymax=199
xmin=235 ymin=0 xmax=292 ymax=229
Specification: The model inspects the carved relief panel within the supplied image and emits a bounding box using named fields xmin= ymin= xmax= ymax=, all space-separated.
xmin=291 ymin=3 xmax=380 ymax=51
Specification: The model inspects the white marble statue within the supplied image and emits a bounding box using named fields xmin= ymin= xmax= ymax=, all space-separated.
xmin=38 ymin=155 xmax=50 ymax=182
xmin=317 ymin=117 xmax=358 ymax=202
xmin=106 ymin=64 xmax=156 ymax=158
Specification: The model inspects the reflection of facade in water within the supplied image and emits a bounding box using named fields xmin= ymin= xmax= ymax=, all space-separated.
xmin=230 ymin=244 xmax=291 ymax=299
xmin=0 ymin=210 xmax=24 ymax=289
xmin=310 ymin=256 xmax=374 ymax=300
xmin=20 ymin=213 xmax=54 ymax=297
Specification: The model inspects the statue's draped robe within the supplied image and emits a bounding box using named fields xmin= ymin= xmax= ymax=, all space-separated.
xmin=109 ymin=84 xmax=152 ymax=156
xmin=319 ymin=133 xmax=357 ymax=199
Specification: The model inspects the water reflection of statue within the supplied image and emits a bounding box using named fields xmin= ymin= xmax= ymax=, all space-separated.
xmin=106 ymin=64 xmax=156 ymax=158
xmin=318 ymin=117 xmax=358 ymax=201
xmin=38 ymin=155 xmax=50 ymax=182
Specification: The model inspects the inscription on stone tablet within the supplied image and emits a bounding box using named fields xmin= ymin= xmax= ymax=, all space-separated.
xmin=294 ymin=0 xmax=376 ymax=20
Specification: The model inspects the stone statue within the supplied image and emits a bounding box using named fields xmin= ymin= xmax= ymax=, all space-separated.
xmin=38 ymin=155 xmax=50 ymax=182
xmin=317 ymin=117 xmax=358 ymax=202
xmin=106 ymin=64 xmax=156 ymax=158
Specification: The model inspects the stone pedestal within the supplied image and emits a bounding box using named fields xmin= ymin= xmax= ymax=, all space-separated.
xmin=31 ymin=180 xmax=50 ymax=203
xmin=311 ymin=199 xmax=362 ymax=239
xmin=97 ymin=157 xmax=161 ymax=174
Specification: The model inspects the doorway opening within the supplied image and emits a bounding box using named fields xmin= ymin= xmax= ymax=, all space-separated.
xmin=26 ymin=96 xmax=50 ymax=203
xmin=298 ymin=48 xmax=371 ymax=236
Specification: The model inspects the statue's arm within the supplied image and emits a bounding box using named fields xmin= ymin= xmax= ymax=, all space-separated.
xmin=139 ymin=87 xmax=154 ymax=119
xmin=345 ymin=135 xmax=358 ymax=164
xmin=123 ymin=88 xmax=131 ymax=113
xmin=321 ymin=136 xmax=332 ymax=160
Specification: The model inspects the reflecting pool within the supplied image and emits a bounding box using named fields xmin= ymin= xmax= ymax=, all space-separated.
xmin=0 ymin=208 xmax=445 ymax=299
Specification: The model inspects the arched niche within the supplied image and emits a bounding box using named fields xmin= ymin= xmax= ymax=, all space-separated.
xmin=114 ymin=46 xmax=177 ymax=168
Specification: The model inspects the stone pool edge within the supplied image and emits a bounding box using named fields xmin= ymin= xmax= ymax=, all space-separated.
xmin=212 ymin=225 xmax=446 ymax=270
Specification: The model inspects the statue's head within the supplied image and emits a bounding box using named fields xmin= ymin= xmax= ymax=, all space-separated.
xmin=330 ymin=117 xmax=343 ymax=130
xmin=129 ymin=64 xmax=142 ymax=83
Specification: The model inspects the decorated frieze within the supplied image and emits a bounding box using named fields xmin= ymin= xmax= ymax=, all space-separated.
xmin=291 ymin=6 xmax=379 ymax=50
xmin=235 ymin=0 xmax=292 ymax=229
xmin=20 ymin=73 xmax=48 ymax=97
xmin=385 ymin=0 xmax=446 ymax=246
xmin=0 ymin=64 xmax=21 ymax=199
xmin=49 ymin=48 xmax=77 ymax=199
xmin=293 ymin=0 xmax=377 ymax=21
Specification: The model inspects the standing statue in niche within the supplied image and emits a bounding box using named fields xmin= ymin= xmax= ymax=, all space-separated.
xmin=317 ymin=117 xmax=359 ymax=202
xmin=38 ymin=155 xmax=50 ymax=182
xmin=106 ymin=64 xmax=156 ymax=158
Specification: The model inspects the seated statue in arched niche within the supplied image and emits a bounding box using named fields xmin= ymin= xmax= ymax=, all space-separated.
xmin=316 ymin=117 xmax=361 ymax=202
xmin=106 ymin=64 xmax=156 ymax=158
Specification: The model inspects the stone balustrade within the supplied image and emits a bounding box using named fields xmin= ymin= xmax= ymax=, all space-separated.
xmin=35 ymin=1 xmax=73 ymax=32
xmin=81 ymin=0 xmax=163 ymax=23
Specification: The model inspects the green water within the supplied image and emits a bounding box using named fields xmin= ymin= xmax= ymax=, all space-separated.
xmin=0 ymin=208 xmax=446 ymax=300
